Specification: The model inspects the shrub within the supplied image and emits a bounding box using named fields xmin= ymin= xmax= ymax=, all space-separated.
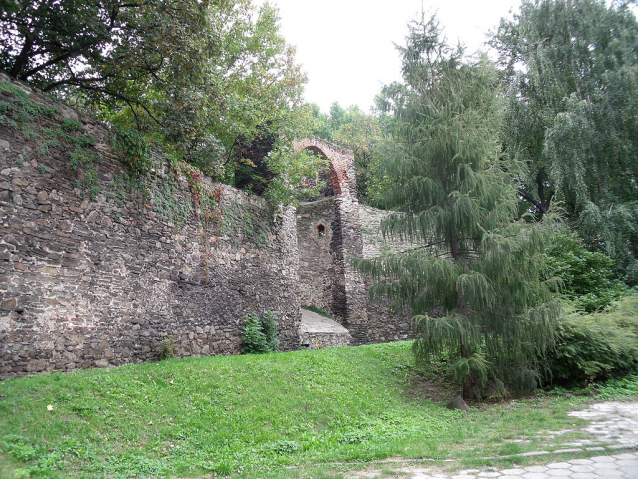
xmin=262 ymin=310 xmax=280 ymax=352
xmin=547 ymin=292 xmax=638 ymax=385
xmin=546 ymin=231 xmax=627 ymax=311
xmin=241 ymin=311 xmax=279 ymax=354
xmin=159 ymin=339 xmax=176 ymax=360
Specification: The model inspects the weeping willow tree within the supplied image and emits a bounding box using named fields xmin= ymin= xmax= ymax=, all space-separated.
xmin=359 ymin=17 xmax=561 ymax=399
xmin=492 ymin=0 xmax=638 ymax=282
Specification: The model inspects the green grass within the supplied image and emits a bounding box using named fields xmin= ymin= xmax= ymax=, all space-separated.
xmin=0 ymin=342 xmax=636 ymax=478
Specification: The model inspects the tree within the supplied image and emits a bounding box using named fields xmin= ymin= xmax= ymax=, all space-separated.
xmin=545 ymin=231 xmax=627 ymax=312
xmin=309 ymin=102 xmax=386 ymax=203
xmin=356 ymin=16 xmax=560 ymax=399
xmin=0 ymin=0 xmax=318 ymax=202
xmin=492 ymin=0 xmax=638 ymax=282
xmin=1 ymin=0 xmax=211 ymax=124
xmin=332 ymin=108 xmax=385 ymax=204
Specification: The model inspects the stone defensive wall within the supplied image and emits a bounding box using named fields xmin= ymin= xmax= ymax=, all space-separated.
xmin=294 ymin=139 xmax=410 ymax=346
xmin=0 ymin=73 xmax=409 ymax=379
xmin=0 ymin=73 xmax=301 ymax=378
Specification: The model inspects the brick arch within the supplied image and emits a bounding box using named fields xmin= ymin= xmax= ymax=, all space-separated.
xmin=294 ymin=138 xmax=356 ymax=199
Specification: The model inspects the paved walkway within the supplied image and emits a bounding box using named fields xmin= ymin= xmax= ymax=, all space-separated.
xmin=348 ymin=401 xmax=638 ymax=479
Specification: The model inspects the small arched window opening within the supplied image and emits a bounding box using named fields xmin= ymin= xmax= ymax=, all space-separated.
xmin=315 ymin=223 xmax=326 ymax=238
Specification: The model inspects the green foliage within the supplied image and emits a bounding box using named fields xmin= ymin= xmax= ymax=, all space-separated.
xmin=0 ymin=434 xmax=64 ymax=478
xmin=60 ymin=118 xmax=81 ymax=132
xmin=547 ymin=293 xmax=638 ymax=385
xmin=159 ymin=339 xmax=176 ymax=361
xmin=241 ymin=313 xmax=266 ymax=355
xmin=1 ymin=341 xmax=633 ymax=478
xmin=113 ymin=126 xmax=152 ymax=175
xmin=241 ymin=311 xmax=279 ymax=354
xmin=261 ymin=310 xmax=280 ymax=353
xmin=594 ymin=374 xmax=638 ymax=400
xmin=68 ymin=147 xmax=102 ymax=200
xmin=149 ymin=174 xmax=190 ymax=228
xmin=219 ymin=203 xmax=271 ymax=248
xmin=310 ymin=102 xmax=387 ymax=204
xmin=0 ymin=79 xmax=101 ymax=192
xmin=546 ymin=231 xmax=627 ymax=311
xmin=492 ymin=0 xmax=638 ymax=277
xmin=356 ymin=16 xmax=560 ymax=399
xmin=1 ymin=435 xmax=37 ymax=462
xmin=0 ymin=81 xmax=25 ymax=97
xmin=1 ymin=1 xmax=318 ymax=204
xmin=0 ymin=80 xmax=59 ymax=139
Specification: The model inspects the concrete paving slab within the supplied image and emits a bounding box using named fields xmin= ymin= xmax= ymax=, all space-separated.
xmin=299 ymin=309 xmax=349 ymax=333
xmin=347 ymin=401 xmax=638 ymax=479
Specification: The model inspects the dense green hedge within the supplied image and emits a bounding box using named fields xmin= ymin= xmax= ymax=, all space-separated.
xmin=546 ymin=232 xmax=627 ymax=312
xmin=547 ymin=292 xmax=638 ymax=385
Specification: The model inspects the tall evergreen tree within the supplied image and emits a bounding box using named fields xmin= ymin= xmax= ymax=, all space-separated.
xmin=492 ymin=0 xmax=638 ymax=282
xmin=356 ymin=17 xmax=560 ymax=399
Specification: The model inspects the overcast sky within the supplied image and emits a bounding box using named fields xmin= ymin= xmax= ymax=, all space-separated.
xmin=265 ymin=0 xmax=523 ymax=113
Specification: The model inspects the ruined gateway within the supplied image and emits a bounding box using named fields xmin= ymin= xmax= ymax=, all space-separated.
xmin=0 ymin=73 xmax=408 ymax=379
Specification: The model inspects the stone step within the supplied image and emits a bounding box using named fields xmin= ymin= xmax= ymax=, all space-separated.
xmin=299 ymin=309 xmax=351 ymax=349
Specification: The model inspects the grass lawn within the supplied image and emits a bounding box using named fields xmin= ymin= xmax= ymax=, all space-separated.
xmin=1 ymin=341 xmax=636 ymax=478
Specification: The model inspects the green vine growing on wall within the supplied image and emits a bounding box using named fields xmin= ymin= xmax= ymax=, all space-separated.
xmin=113 ymin=126 xmax=152 ymax=175
xmin=0 ymin=80 xmax=95 ymax=157
xmin=1 ymin=78 xmax=275 ymax=289
xmin=219 ymin=204 xmax=271 ymax=248
xmin=177 ymin=161 xmax=222 ymax=230
xmin=69 ymin=148 xmax=103 ymax=200
xmin=149 ymin=174 xmax=190 ymax=228
xmin=0 ymin=80 xmax=104 ymax=200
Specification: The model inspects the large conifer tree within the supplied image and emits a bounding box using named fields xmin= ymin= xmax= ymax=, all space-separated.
xmin=358 ymin=17 xmax=560 ymax=399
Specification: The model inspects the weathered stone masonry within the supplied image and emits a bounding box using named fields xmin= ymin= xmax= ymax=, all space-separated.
xmin=294 ymin=138 xmax=410 ymax=345
xmin=0 ymin=74 xmax=407 ymax=379
xmin=0 ymin=73 xmax=301 ymax=378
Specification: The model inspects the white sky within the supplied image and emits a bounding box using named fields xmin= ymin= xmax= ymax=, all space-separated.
xmin=265 ymin=0 xmax=523 ymax=113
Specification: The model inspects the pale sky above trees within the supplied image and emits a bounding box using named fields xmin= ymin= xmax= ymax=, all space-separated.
xmin=266 ymin=0 xmax=523 ymax=112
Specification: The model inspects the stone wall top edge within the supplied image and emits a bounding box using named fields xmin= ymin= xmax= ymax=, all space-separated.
xmin=294 ymin=137 xmax=354 ymax=159
xmin=0 ymin=71 xmax=111 ymax=129
xmin=0 ymin=70 xmax=276 ymax=214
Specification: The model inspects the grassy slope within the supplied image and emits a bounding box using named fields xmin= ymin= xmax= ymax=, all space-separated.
xmin=1 ymin=341 xmax=636 ymax=479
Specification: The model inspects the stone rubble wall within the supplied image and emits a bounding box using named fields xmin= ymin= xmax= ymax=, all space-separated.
xmin=295 ymin=171 xmax=411 ymax=344
xmin=0 ymin=73 xmax=301 ymax=379
xmin=358 ymin=206 xmax=415 ymax=343
xmin=0 ymin=72 xmax=414 ymax=379
xmin=296 ymin=196 xmax=411 ymax=344
xmin=359 ymin=206 xmax=419 ymax=259
xmin=299 ymin=331 xmax=351 ymax=349
xmin=296 ymin=199 xmax=337 ymax=314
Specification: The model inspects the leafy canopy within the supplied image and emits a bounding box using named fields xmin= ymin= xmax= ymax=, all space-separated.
xmin=310 ymin=102 xmax=387 ymax=204
xmin=492 ymin=0 xmax=638 ymax=280
xmin=356 ymin=16 xmax=560 ymax=399
xmin=0 ymin=0 xmax=319 ymax=202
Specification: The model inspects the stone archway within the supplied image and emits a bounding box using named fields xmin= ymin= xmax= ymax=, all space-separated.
xmin=294 ymin=138 xmax=357 ymax=200
xmin=294 ymin=138 xmax=369 ymax=344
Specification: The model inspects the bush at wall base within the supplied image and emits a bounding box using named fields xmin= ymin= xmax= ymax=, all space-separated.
xmin=241 ymin=311 xmax=279 ymax=354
